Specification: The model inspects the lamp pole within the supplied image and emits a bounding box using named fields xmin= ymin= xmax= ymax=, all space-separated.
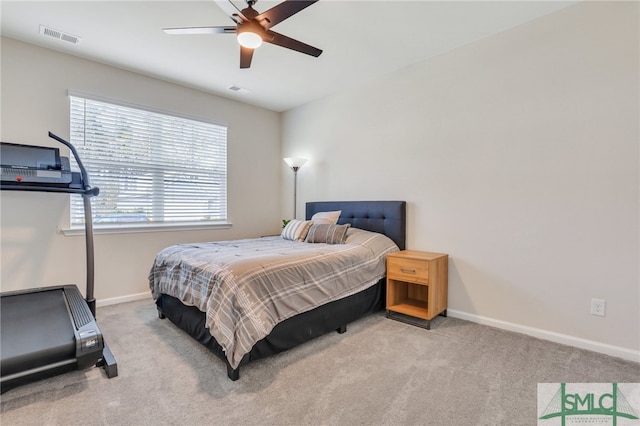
xmin=284 ymin=158 xmax=307 ymax=219
xmin=292 ymin=166 xmax=300 ymax=219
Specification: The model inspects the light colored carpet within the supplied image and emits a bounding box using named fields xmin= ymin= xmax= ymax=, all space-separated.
xmin=1 ymin=299 xmax=638 ymax=425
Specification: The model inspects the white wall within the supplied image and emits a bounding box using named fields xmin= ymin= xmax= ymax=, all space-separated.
xmin=1 ymin=37 xmax=282 ymax=302
xmin=282 ymin=2 xmax=639 ymax=359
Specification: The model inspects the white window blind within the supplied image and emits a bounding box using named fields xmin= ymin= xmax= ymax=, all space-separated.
xmin=69 ymin=95 xmax=227 ymax=227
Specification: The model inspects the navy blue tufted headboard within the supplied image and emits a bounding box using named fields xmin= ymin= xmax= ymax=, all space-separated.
xmin=306 ymin=201 xmax=406 ymax=250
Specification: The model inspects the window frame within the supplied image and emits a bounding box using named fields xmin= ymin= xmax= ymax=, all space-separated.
xmin=65 ymin=91 xmax=230 ymax=233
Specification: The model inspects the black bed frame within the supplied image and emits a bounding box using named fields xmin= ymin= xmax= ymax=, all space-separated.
xmin=156 ymin=201 xmax=406 ymax=380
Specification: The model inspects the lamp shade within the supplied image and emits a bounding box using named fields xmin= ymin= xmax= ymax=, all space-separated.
xmin=284 ymin=158 xmax=307 ymax=170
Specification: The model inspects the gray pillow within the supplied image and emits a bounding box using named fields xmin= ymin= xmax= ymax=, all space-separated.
xmin=305 ymin=223 xmax=351 ymax=244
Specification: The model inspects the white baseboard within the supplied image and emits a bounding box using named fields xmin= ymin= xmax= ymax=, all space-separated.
xmin=447 ymin=309 xmax=640 ymax=363
xmin=93 ymin=294 xmax=639 ymax=363
xmin=96 ymin=292 xmax=152 ymax=307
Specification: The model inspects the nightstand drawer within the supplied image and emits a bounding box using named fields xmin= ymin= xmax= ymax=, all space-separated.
xmin=387 ymin=257 xmax=429 ymax=284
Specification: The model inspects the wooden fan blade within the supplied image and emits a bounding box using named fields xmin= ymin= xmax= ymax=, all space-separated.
xmin=264 ymin=30 xmax=322 ymax=57
xmin=240 ymin=46 xmax=254 ymax=69
xmin=163 ymin=26 xmax=236 ymax=35
xmin=256 ymin=0 xmax=319 ymax=30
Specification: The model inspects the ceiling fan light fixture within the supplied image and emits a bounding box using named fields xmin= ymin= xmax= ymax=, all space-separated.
xmin=237 ymin=28 xmax=262 ymax=49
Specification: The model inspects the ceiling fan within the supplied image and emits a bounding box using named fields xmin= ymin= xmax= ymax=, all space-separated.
xmin=163 ymin=0 xmax=322 ymax=69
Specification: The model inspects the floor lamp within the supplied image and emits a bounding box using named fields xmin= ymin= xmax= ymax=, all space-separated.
xmin=284 ymin=157 xmax=307 ymax=219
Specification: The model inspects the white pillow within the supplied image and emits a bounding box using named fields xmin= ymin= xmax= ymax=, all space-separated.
xmin=311 ymin=210 xmax=341 ymax=225
xmin=281 ymin=219 xmax=313 ymax=241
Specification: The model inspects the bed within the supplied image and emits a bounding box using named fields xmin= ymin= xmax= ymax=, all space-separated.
xmin=150 ymin=200 xmax=406 ymax=380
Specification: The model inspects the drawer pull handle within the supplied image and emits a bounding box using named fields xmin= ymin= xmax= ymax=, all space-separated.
xmin=400 ymin=268 xmax=416 ymax=274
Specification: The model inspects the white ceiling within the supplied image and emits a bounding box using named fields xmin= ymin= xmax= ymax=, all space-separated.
xmin=1 ymin=0 xmax=577 ymax=112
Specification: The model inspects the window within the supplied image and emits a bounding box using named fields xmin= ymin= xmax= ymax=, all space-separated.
xmin=69 ymin=95 xmax=227 ymax=229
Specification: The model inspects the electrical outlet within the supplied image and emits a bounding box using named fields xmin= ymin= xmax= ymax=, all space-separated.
xmin=591 ymin=298 xmax=606 ymax=317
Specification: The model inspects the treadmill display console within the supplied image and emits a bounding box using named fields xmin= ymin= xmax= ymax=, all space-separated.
xmin=1 ymin=142 xmax=72 ymax=186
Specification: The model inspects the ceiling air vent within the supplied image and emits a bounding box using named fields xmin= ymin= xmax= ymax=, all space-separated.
xmin=39 ymin=25 xmax=81 ymax=45
xmin=229 ymin=85 xmax=251 ymax=95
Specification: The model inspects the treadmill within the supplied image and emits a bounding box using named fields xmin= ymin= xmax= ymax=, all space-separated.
xmin=1 ymin=132 xmax=118 ymax=393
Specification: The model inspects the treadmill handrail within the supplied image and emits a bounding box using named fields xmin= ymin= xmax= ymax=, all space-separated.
xmin=47 ymin=132 xmax=92 ymax=191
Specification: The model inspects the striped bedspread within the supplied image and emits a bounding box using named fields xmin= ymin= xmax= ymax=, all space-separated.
xmin=149 ymin=228 xmax=399 ymax=368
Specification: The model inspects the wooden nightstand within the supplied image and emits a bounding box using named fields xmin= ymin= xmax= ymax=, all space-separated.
xmin=386 ymin=250 xmax=448 ymax=330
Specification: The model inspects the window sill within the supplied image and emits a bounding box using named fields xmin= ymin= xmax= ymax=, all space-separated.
xmin=60 ymin=221 xmax=232 ymax=236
